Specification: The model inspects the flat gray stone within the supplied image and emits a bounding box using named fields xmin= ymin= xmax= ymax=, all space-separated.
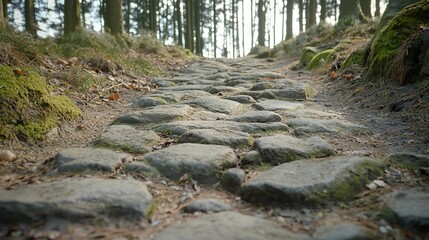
xmin=388 ymin=152 xmax=429 ymax=169
xmin=254 ymin=100 xmax=304 ymax=111
xmin=314 ymin=223 xmax=376 ymax=240
xmin=241 ymin=150 xmax=263 ymax=165
xmin=225 ymin=79 xmax=248 ymax=86
xmin=250 ymin=82 xmax=275 ymax=91
xmin=154 ymin=120 xmax=289 ymax=136
xmin=157 ymin=84 xmax=213 ymax=92
xmin=239 ymin=90 xmax=277 ymax=100
xmin=288 ymin=118 xmax=372 ymax=136
xmin=0 ymin=178 xmax=152 ymax=225
xmin=182 ymin=199 xmax=231 ymax=213
xmin=152 ymin=78 xmax=176 ymax=87
xmin=382 ymin=189 xmax=429 ymax=232
xmin=125 ymin=161 xmax=158 ymax=176
xmin=178 ymin=129 xmax=253 ymax=148
xmin=55 ymin=148 xmax=132 ymax=173
xmin=209 ymin=86 xmax=243 ymax=94
xmin=282 ymin=109 xmax=343 ymax=120
xmin=255 ymin=135 xmax=335 ymax=164
xmin=228 ymin=111 xmax=282 ymax=123
xmin=222 ymin=168 xmax=246 ymax=193
xmin=132 ymin=96 xmax=167 ymax=108
xmin=241 ymin=156 xmax=385 ymax=206
xmin=182 ymin=96 xmax=242 ymax=114
xmin=190 ymin=111 xmax=228 ymax=121
xmin=270 ymin=85 xmax=317 ymax=100
xmin=143 ymin=143 xmax=237 ymax=184
xmin=224 ymin=95 xmax=257 ymax=104
xmin=113 ymin=104 xmax=192 ymax=125
xmin=97 ymin=125 xmax=160 ymax=154
xmin=150 ymin=90 xmax=212 ymax=102
xmin=153 ymin=212 xmax=310 ymax=240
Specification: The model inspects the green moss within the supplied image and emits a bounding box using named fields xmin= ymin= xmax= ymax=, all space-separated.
xmin=341 ymin=48 xmax=365 ymax=70
xmin=298 ymin=46 xmax=319 ymax=69
xmin=367 ymin=1 xmax=429 ymax=82
xmin=306 ymin=49 xmax=335 ymax=70
xmin=309 ymin=161 xmax=384 ymax=205
xmin=0 ymin=65 xmax=81 ymax=141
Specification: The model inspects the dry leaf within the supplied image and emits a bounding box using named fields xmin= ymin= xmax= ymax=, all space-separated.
xmin=344 ymin=73 xmax=353 ymax=80
xmin=329 ymin=71 xmax=338 ymax=80
xmin=13 ymin=68 xmax=27 ymax=77
xmin=0 ymin=150 xmax=17 ymax=162
xmin=108 ymin=92 xmax=121 ymax=101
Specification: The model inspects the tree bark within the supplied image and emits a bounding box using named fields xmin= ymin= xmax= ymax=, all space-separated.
xmin=0 ymin=0 xmax=5 ymax=30
xmin=104 ymin=0 xmax=123 ymax=35
xmin=320 ymin=0 xmax=326 ymax=23
xmin=251 ymin=0 xmax=254 ymax=47
xmin=125 ymin=0 xmax=131 ymax=34
xmin=298 ymin=0 xmax=303 ymax=33
xmin=213 ymin=0 xmax=217 ymax=57
xmin=257 ymin=0 xmax=266 ymax=46
xmin=222 ymin=0 xmax=227 ymax=57
xmin=25 ymin=0 xmax=37 ymax=35
xmin=149 ymin=0 xmax=157 ymax=34
xmin=360 ymin=0 xmax=372 ymax=18
xmin=175 ymin=0 xmax=183 ymax=46
xmin=338 ymin=0 xmax=362 ymax=22
xmin=185 ymin=0 xmax=194 ymax=52
xmin=232 ymin=0 xmax=236 ymax=58
xmin=236 ymin=0 xmax=240 ymax=57
xmin=195 ymin=0 xmax=202 ymax=55
xmin=306 ymin=0 xmax=316 ymax=29
xmin=1 ymin=0 xmax=7 ymax=27
xmin=64 ymin=0 xmax=81 ymax=35
xmin=286 ymin=0 xmax=293 ymax=39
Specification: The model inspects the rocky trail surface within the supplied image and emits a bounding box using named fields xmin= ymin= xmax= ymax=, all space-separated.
xmin=1 ymin=57 xmax=428 ymax=239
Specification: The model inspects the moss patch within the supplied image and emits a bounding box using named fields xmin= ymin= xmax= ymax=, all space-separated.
xmin=306 ymin=49 xmax=335 ymax=70
xmin=341 ymin=48 xmax=365 ymax=70
xmin=298 ymin=46 xmax=319 ymax=69
xmin=0 ymin=65 xmax=81 ymax=141
xmin=366 ymin=1 xmax=429 ymax=82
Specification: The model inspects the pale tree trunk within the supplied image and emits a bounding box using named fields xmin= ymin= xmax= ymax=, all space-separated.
xmin=251 ymin=0 xmax=254 ymax=47
xmin=298 ymin=0 xmax=303 ymax=33
xmin=195 ymin=0 xmax=202 ymax=55
xmin=320 ymin=0 xmax=326 ymax=23
xmin=64 ymin=0 xmax=81 ymax=35
xmin=257 ymin=0 xmax=266 ymax=46
xmin=25 ymin=0 xmax=37 ymax=35
xmin=176 ymin=0 xmax=183 ymax=46
xmin=213 ymin=1 xmax=217 ymax=57
xmin=0 ymin=0 xmax=5 ymax=30
xmin=286 ymin=0 xmax=293 ymax=39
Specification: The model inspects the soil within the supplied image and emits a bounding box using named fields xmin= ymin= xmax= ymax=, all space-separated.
xmin=0 ymin=55 xmax=428 ymax=239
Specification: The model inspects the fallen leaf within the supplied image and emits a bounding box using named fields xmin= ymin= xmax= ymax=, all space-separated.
xmin=343 ymin=73 xmax=353 ymax=80
xmin=108 ymin=93 xmax=121 ymax=101
xmin=13 ymin=69 xmax=27 ymax=77
xmin=0 ymin=150 xmax=17 ymax=162
xmin=329 ymin=71 xmax=338 ymax=80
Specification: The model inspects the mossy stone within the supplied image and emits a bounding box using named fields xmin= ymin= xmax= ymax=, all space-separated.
xmin=0 ymin=65 xmax=81 ymax=140
xmin=307 ymin=49 xmax=335 ymax=70
xmin=298 ymin=46 xmax=319 ymax=69
xmin=341 ymin=48 xmax=365 ymax=70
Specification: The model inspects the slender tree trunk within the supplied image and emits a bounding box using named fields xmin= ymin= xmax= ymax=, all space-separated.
xmin=251 ymin=0 xmax=254 ymax=47
xmin=360 ymin=0 xmax=371 ymax=18
xmin=64 ymin=0 xmax=81 ymax=35
xmin=334 ymin=0 xmax=337 ymax=21
xmin=306 ymin=0 xmax=316 ymax=30
xmin=125 ymin=0 xmax=131 ymax=34
xmin=223 ymin=0 xmax=227 ymax=57
xmin=298 ymin=0 xmax=303 ymax=33
xmin=282 ymin=0 xmax=285 ymax=40
xmin=212 ymin=1 xmax=217 ymax=57
xmin=0 ymin=0 xmax=5 ymax=30
xmin=185 ymin=0 xmax=194 ymax=52
xmin=320 ymin=0 xmax=326 ymax=23
xmin=286 ymin=0 xmax=293 ymax=39
xmin=195 ymin=0 xmax=202 ymax=55
xmin=273 ymin=0 xmax=276 ymax=44
xmin=104 ymin=0 xmax=123 ymax=35
xmin=176 ymin=0 xmax=183 ymax=46
xmin=339 ymin=0 xmax=362 ymax=21
xmin=241 ymin=0 xmax=245 ymax=56
xmin=163 ymin=1 xmax=169 ymax=42
xmin=149 ymin=0 xmax=157 ymax=34
xmin=232 ymin=0 xmax=235 ymax=58
xmin=375 ymin=0 xmax=381 ymax=17
xmin=257 ymin=0 xmax=266 ymax=46
xmin=1 ymin=0 xmax=7 ymax=27
xmin=236 ymin=0 xmax=240 ymax=57
xmin=25 ymin=0 xmax=37 ymax=35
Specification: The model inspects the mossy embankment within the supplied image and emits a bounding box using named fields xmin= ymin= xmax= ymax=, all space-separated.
xmin=0 ymin=29 xmax=192 ymax=141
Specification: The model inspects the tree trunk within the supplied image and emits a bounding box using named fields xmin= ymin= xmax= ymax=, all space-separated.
xmin=185 ymin=0 xmax=194 ymax=52
xmin=286 ymin=0 xmax=293 ymax=39
xmin=213 ymin=1 xmax=217 ymax=57
xmin=320 ymin=0 xmax=326 ymax=23
xmin=236 ymin=0 xmax=240 ymax=57
xmin=176 ymin=0 xmax=183 ymax=46
xmin=251 ymin=0 xmax=254 ymax=47
xmin=64 ymin=0 xmax=81 ymax=35
xmin=195 ymin=0 xmax=202 ymax=55
xmin=232 ymin=0 xmax=236 ymax=58
xmin=125 ymin=0 xmax=131 ymax=34
xmin=25 ymin=0 xmax=37 ymax=35
xmin=360 ymin=0 xmax=372 ymax=18
xmin=104 ymin=0 xmax=123 ymax=35
xmin=273 ymin=0 xmax=276 ymax=44
xmin=0 ymin=0 xmax=5 ymax=30
xmin=338 ymin=0 xmax=362 ymax=22
xmin=241 ymin=0 xmax=245 ymax=56
xmin=1 ymin=0 xmax=7 ymax=27
xmin=306 ymin=0 xmax=316 ymax=30
xmin=282 ymin=0 xmax=285 ymax=40
xmin=222 ymin=0 xmax=227 ymax=57
xmin=149 ymin=0 xmax=157 ymax=34
xmin=257 ymin=0 xmax=266 ymax=46
xmin=298 ymin=0 xmax=303 ymax=33
xmin=375 ymin=0 xmax=381 ymax=17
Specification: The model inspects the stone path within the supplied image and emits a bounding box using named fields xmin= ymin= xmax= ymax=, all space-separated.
xmin=1 ymin=57 xmax=428 ymax=239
